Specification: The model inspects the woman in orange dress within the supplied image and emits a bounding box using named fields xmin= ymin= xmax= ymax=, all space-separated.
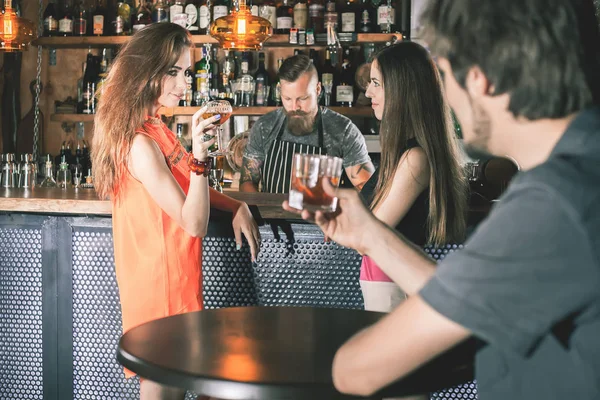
xmin=91 ymin=23 xmax=260 ymax=400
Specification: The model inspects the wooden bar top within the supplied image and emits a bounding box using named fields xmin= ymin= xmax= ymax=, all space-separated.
xmin=0 ymin=188 xmax=297 ymax=219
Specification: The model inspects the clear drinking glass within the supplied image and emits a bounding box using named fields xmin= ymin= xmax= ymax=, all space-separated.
xmin=288 ymin=154 xmax=343 ymax=212
xmin=202 ymin=100 xmax=233 ymax=157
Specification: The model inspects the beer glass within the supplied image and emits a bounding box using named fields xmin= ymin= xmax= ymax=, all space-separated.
xmin=288 ymin=154 xmax=343 ymax=212
xmin=202 ymin=100 xmax=233 ymax=156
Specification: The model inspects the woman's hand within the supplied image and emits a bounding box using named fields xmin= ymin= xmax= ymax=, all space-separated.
xmin=191 ymin=106 xmax=220 ymax=160
xmin=232 ymin=202 xmax=261 ymax=262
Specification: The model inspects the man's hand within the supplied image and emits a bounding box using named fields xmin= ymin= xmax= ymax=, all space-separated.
xmin=283 ymin=178 xmax=380 ymax=254
xmin=232 ymin=202 xmax=261 ymax=261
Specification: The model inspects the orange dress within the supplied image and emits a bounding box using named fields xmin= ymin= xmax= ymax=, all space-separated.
xmin=111 ymin=116 xmax=203 ymax=378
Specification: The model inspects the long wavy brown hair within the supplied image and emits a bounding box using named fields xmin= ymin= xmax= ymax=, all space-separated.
xmin=92 ymin=23 xmax=192 ymax=200
xmin=371 ymin=42 xmax=468 ymax=246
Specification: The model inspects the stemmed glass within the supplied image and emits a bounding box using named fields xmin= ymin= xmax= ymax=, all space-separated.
xmin=202 ymin=100 xmax=233 ymax=156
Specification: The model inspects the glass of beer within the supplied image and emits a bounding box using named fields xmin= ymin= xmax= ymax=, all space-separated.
xmin=288 ymin=154 xmax=343 ymax=212
xmin=202 ymin=100 xmax=233 ymax=156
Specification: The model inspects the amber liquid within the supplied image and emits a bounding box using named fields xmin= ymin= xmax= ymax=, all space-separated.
xmin=202 ymin=111 xmax=232 ymax=126
xmin=290 ymin=175 xmax=340 ymax=209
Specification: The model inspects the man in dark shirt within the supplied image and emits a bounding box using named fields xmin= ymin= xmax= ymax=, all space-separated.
xmin=283 ymin=0 xmax=600 ymax=399
xmin=240 ymin=55 xmax=374 ymax=194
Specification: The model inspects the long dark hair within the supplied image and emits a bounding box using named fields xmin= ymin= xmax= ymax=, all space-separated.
xmin=371 ymin=42 xmax=467 ymax=246
xmin=92 ymin=23 xmax=192 ymax=200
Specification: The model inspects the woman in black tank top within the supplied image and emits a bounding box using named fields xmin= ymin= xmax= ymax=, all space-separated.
xmin=359 ymin=42 xmax=468 ymax=313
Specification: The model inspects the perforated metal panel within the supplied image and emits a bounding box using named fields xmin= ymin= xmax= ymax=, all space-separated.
xmin=0 ymin=226 xmax=43 ymax=400
xmin=253 ymin=234 xmax=363 ymax=309
xmin=202 ymin=236 xmax=258 ymax=309
xmin=423 ymin=244 xmax=464 ymax=261
xmin=71 ymin=228 xmax=141 ymax=399
xmin=430 ymin=380 xmax=478 ymax=400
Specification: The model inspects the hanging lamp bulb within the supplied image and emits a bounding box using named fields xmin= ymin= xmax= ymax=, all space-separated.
xmin=209 ymin=0 xmax=273 ymax=51
xmin=0 ymin=0 xmax=37 ymax=52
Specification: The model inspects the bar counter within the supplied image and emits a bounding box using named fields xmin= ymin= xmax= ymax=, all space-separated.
xmin=0 ymin=187 xmax=295 ymax=220
xmin=0 ymin=188 xmax=478 ymax=400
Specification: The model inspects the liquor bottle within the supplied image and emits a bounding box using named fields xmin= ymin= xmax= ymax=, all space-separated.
xmin=358 ymin=0 xmax=372 ymax=32
xmin=221 ymin=50 xmax=237 ymax=98
xmin=233 ymin=51 xmax=243 ymax=80
xmin=132 ymin=0 xmax=152 ymax=31
xmin=59 ymin=0 xmax=74 ymax=36
xmin=96 ymin=48 xmax=110 ymax=101
xmin=106 ymin=0 xmax=119 ymax=35
xmin=44 ymin=0 xmax=59 ymax=36
xmin=253 ymin=52 xmax=269 ymax=106
xmin=307 ymin=0 xmax=324 ymax=33
xmin=259 ymin=0 xmax=277 ymax=31
xmin=183 ymin=0 xmax=199 ymax=33
xmin=54 ymin=142 xmax=67 ymax=169
xmin=293 ymin=0 xmax=308 ymax=29
xmin=211 ymin=0 xmax=229 ymax=22
xmin=209 ymin=47 xmax=220 ymax=100
xmin=249 ymin=0 xmax=260 ymax=16
xmin=270 ymin=57 xmax=284 ymax=106
xmin=320 ymin=48 xmax=335 ymax=106
xmin=170 ymin=0 xmax=185 ymax=26
xmin=91 ymin=0 xmax=108 ymax=35
xmin=276 ymin=0 xmax=293 ymax=34
xmin=182 ymin=69 xmax=193 ymax=106
xmin=323 ymin=0 xmax=337 ymax=32
xmin=340 ymin=0 xmax=357 ymax=33
xmin=73 ymin=0 xmax=88 ymax=36
xmin=376 ymin=0 xmax=394 ymax=33
xmin=82 ymin=140 xmax=92 ymax=173
xmin=238 ymin=60 xmax=255 ymax=106
xmin=82 ymin=51 xmax=99 ymax=114
xmin=116 ymin=0 xmax=132 ymax=35
xmin=196 ymin=0 xmax=209 ymax=33
xmin=152 ymin=0 xmax=169 ymax=22
xmin=77 ymin=62 xmax=86 ymax=113
xmin=336 ymin=48 xmax=354 ymax=107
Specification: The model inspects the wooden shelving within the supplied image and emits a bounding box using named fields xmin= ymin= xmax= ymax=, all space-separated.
xmin=51 ymin=106 xmax=374 ymax=122
xmin=34 ymin=33 xmax=401 ymax=48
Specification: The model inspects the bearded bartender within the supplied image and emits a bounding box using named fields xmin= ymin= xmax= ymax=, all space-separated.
xmin=240 ymin=55 xmax=375 ymax=193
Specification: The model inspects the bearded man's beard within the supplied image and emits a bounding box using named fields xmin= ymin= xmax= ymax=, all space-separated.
xmin=285 ymin=109 xmax=317 ymax=135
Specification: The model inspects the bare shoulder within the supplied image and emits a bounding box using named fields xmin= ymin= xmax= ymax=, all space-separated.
xmin=129 ymin=134 xmax=166 ymax=180
xmin=397 ymin=147 xmax=430 ymax=184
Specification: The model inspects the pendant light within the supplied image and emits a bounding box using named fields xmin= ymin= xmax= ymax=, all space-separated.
xmin=0 ymin=0 xmax=37 ymax=52
xmin=209 ymin=0 xmax=273 ymax=51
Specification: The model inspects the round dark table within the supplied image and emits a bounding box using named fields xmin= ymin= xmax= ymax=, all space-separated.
xmin=117 ymin=307 xmax=474 ymax=399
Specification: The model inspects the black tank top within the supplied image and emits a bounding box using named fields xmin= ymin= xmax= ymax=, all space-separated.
xmin=360 ymin=139 xmax=430 ymax=247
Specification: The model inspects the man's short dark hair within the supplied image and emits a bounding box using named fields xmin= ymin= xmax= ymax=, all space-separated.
xmin=278 ymin=55 xmax=318 ymax=83
xmin=420 ymin=0 xmax=600 ymax=120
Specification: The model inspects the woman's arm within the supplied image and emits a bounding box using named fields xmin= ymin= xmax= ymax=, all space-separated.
xmin=128 ymin=108 xmax=219 ymax=237
xmin=128 ymin=134 xmax=211 ymax=237
xmin=209 ymin=186 xmax=261 ymax=261
xmin=372 ymin=147 xmax=430 ymax=227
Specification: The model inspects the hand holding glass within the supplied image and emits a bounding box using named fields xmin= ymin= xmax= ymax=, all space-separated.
xmin=202 ymin=100 xmax=232 ymax=157
xmin=288 ymin=154 xmax=343 ymax=212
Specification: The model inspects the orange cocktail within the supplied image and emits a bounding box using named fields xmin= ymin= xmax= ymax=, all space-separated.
xmin=288 ymin=154 xmax=343 ymax=212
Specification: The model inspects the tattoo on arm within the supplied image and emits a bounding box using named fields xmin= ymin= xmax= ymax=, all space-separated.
xmin=240 ymin=157 xmax=264 ymax=188
xmin=350 ymin=162 xmax=376 ymax=190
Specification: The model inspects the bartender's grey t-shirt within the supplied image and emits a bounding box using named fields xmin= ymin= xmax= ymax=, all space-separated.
xmin=419 ymin=106 xmax=600 ymax=400
xmin=243 ymin=107 xmax=371 ymax=169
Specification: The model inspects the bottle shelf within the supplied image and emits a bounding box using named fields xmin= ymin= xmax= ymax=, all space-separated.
xmin=34 ymin=33 xmax=401 ymax=48
xmin=51 ymin=106 xmax=374 ymax=122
